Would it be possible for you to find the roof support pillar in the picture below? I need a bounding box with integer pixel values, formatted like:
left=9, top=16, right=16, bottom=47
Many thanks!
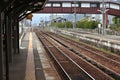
left=16, top=18, right=19, bottom=54
left=4, top=14, right=10, bottom=80
left=0, top=11, right=3, bottom=80
left=13, top=17, right=19, bottom=54
left=7, top=14, right=13, bottom=63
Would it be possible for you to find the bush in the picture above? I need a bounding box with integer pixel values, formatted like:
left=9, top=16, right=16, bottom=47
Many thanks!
left=112, top=17, right=120, bottom=24
left=66, top=21, right=73, bottom=28
left=57, top=22, right=65, bottom=28
left=52, top=21, right=73, bottom=28
left=51, top=19, right=99, bottom=29
left=76, top=19, right=99, bottom=29
left=109, top=24, right=120, bottom=32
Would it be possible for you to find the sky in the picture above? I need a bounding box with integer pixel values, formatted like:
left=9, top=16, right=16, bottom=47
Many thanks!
left=31, top=14, right=51, bottom=26
left=31, top=13, right=68, bottom=26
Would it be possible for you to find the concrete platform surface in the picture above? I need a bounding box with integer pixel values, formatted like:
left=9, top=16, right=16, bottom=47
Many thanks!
left=9, top=32, right=61, bottom=80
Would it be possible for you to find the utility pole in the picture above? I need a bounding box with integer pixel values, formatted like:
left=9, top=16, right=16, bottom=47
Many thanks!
left=73, top=0, right=77, bottom=30
left=98, top=0, right=108, bottom=35
left=102, top=0, right=106, bottom=35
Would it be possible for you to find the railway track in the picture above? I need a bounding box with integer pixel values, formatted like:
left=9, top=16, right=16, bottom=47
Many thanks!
left=36, top=31, right=114, bottom=80
left=37, top=32, right=94, bottom=80
left=40, top=30, right=120, bottom=79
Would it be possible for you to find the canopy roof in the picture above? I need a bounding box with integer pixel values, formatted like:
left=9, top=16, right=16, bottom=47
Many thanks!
left=0, top=0, right=48, bottom=20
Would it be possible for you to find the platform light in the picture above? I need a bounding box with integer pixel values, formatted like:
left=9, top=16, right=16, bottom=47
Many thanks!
left=26, top=13, right=33, bottom=21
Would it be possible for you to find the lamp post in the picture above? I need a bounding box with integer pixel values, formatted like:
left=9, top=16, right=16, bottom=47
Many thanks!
left=102, top=0, right=106, bottom=35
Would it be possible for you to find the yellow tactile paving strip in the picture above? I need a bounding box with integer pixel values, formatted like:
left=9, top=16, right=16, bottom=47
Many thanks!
left=25, top=32, right=36, bottom=80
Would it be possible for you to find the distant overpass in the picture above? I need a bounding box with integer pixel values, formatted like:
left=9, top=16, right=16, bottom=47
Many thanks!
left=36, top=0, right=120, bottom=17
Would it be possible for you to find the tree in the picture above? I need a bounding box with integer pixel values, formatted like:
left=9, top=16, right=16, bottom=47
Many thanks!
left=112, top=17, right=120, bottom=24
left=76, top=19, right=99, bottom=29
left=66, top=21, right=72, bottom=28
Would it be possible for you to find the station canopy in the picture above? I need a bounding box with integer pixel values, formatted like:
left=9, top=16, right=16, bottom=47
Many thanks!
left=0, top=0, right=48, bottom=20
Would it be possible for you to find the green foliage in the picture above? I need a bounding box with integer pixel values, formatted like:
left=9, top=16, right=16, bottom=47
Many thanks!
left=110, top=17, right=120, bottom=32
left=52, top=21, right=73, bottom=28
left=51, top=19, right=99, bottom=29
left=66, top=21, right=73, bottom=28
left=109, top=24, right=120, bottom=32
left=76, top=19, right=99, bottom=29
left=57, top=22, right=65, bottom=28
left=51, top=22, right=56, bottom=27
left=112, top=17, right=120, bottom=24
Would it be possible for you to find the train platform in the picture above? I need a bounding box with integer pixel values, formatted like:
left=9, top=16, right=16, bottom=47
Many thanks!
left=9, top=32, right=61, bottom=80
left=57, top=29, right=120, bottom=54
left=59, top=29, right=120, bottom=44
left=78, top=32, right=120, bottom=43
left=61, top=30, right=120, bottom=43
